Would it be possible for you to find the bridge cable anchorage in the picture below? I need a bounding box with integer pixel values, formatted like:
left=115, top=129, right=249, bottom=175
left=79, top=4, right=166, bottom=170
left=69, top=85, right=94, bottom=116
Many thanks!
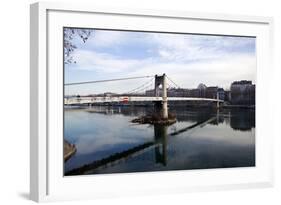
left=65, top=75, right=154, bottom=86
left=166, top=75, right=181, bottom=89
left=124, top=77, right=154, bottom=95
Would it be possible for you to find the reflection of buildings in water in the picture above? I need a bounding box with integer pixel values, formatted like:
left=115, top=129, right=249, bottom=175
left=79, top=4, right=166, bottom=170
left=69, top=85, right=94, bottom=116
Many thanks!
left=65, top=107, right=256, bottom=175
left=229, top=109, right=255, bottom=131
left=87, top=105, right=152, bottom=116
left=87, top=106, right=255, bottom=131
left=171, top=107, right=255, bottom=131
left=212, top=109, right=255, bottom=131
left=170, top=108, right=214, bottom=123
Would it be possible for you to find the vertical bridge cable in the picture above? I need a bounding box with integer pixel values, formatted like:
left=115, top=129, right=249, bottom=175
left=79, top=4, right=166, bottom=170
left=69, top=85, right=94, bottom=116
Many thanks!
left=166, top=82, right=173, bottom=89
left=135, top=81, right=154, bottom=94
left=124, top=77, right=154, bottom=95
left=166, top=75, right=181, bottom=89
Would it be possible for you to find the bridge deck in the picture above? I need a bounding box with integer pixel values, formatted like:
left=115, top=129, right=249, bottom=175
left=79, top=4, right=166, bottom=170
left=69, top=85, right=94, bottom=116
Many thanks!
left=64, top=96, right=224, bottom=105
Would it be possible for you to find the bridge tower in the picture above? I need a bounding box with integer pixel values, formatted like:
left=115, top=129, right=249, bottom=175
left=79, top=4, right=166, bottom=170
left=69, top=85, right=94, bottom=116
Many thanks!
left=154, top=74, right=168, bottom=119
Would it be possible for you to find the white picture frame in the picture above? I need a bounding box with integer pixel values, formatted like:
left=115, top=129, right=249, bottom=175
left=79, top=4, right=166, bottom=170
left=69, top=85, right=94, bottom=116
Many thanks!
left=30, top=2, right=274, bottom=202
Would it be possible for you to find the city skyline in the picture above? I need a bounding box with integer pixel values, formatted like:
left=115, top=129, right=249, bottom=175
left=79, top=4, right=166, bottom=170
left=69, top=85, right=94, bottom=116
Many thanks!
left=64, top=28, right=256, bottom=95
left=65, top=79, right=255, bottom=96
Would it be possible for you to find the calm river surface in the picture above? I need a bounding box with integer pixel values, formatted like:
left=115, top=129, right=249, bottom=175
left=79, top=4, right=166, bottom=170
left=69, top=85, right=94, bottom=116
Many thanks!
left=64, top=106, right=255, bottom=175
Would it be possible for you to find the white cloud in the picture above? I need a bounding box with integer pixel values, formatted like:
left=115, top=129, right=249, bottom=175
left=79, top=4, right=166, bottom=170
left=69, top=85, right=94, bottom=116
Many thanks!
left=72, top=50, right=147, bottom=73
left=148, top=33, right=254, bottom=62
left=86, top=30, right=125, bottom=48
left=66, top=52, right=255, bottom=95
left=66, top=30, right=256, bottom=95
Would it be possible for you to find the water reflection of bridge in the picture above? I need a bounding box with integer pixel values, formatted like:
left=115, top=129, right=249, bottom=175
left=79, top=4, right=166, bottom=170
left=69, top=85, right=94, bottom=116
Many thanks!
left=65, top=107, right=255, bottom=175
left=69, top=106, right=255, bottom=130
left=65, top=114, right=219, bottom=175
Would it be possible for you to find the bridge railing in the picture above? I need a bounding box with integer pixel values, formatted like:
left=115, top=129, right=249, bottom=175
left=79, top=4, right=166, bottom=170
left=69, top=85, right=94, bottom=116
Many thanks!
left=64, top=96, right=224, bottom=105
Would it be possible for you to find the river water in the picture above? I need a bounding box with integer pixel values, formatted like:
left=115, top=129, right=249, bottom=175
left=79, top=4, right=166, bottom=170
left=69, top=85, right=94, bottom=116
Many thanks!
left=64, top=106, right=255, bottom=175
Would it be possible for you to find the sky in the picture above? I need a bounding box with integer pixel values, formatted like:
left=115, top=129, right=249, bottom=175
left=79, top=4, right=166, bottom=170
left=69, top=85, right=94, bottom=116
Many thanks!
left=64, top=28, right=256, bottom=96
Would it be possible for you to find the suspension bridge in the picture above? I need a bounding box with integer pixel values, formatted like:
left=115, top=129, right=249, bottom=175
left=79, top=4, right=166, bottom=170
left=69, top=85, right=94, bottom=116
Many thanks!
left=64, top=74, right=224, bottom=119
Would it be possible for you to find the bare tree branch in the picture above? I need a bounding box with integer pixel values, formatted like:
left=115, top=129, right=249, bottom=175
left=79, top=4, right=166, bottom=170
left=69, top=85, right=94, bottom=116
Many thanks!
left=64, top=28, right=92, bottom=64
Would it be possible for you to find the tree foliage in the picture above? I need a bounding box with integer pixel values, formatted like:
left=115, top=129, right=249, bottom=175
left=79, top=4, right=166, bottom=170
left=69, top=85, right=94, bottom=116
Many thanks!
left=64, top=28, right=92, bottom=64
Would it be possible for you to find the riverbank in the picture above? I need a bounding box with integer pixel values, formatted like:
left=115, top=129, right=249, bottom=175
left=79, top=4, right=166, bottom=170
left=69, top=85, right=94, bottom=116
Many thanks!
left=64, top=139, right=76, bottom=161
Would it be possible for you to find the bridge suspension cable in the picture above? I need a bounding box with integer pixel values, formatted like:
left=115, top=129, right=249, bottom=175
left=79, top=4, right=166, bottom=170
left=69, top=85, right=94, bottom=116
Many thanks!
left=166, top=75, right=181, bottom=88
left=124, top=77, right=154, bottom=94
left=65, top=75, right=154, bottom=86
left=166, top=82, right=173, bottom=89
left=134, top=81, right=154, bottom=94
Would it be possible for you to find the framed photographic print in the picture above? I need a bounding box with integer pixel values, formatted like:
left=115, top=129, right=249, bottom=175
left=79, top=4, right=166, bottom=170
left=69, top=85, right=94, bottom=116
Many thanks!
left=30, top=2, right=274, bottom=202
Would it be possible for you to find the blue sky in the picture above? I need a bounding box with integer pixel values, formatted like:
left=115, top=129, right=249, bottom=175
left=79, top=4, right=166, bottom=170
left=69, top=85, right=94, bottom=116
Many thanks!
left=64, top=28, right=256, bottom=95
